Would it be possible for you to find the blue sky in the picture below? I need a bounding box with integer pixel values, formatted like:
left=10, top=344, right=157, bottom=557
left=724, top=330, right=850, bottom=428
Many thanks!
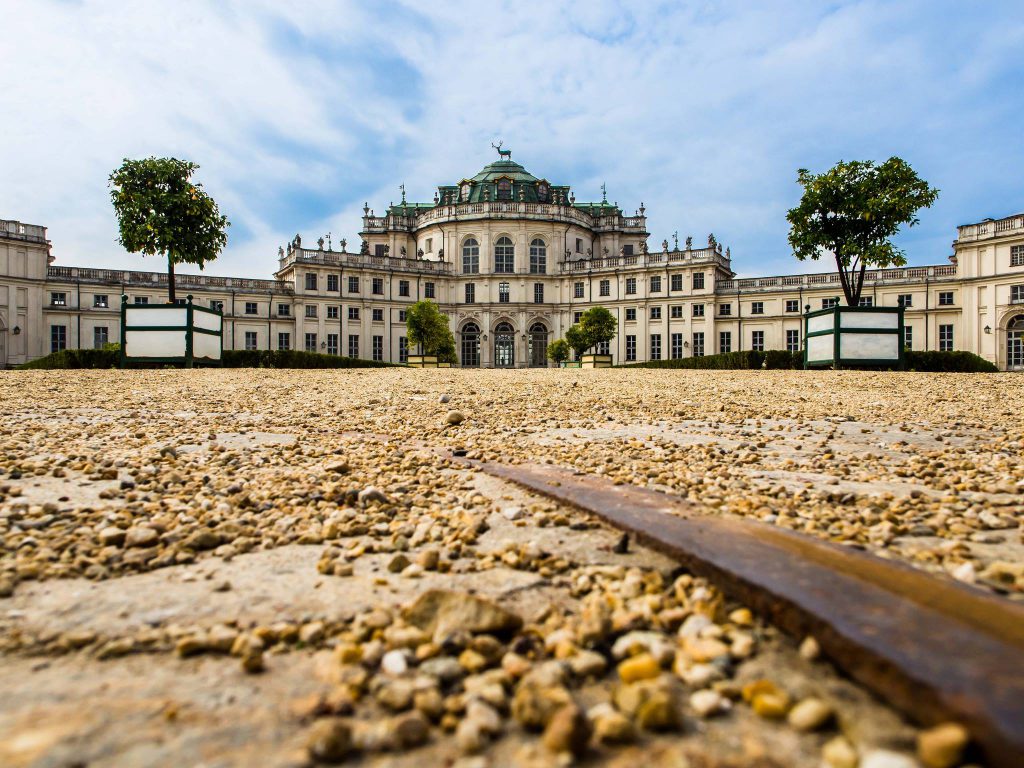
left=2, top=0, right=1023, bottom=278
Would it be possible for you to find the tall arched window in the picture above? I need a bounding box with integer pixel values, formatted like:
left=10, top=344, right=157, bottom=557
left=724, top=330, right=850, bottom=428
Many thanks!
left=494, top=237, right=514, bottom=274
left=460, top=322, right=480, bottom=367
left=529, top=238, right=546, bottom=274
left=529, top=321, right=548, bottom=367
left=462, top=238, right=479, bottom=274
left=494, top=321, right=515, bottom=367
left=1008, top=314, right=1024, bottom=369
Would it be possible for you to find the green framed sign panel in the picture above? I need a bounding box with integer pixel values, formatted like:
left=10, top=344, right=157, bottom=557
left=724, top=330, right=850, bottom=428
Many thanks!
left=120, top=294, right=223, bottom=368
left=803, top=303, right=905, bottom=369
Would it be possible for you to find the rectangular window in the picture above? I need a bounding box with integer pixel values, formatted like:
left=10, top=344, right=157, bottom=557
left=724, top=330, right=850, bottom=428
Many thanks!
left=399, top=336, right=408, bottom=363
left=719, top=331, right=732, bottom=354
left=277, top=303, right=290, bottom=316
left=898, top=294, right=913, bottom=307
left=625, top=278, right=637, bottom=295
left=327, top=305, right=339, bottom=319
left=424, top=282, right=435, bottom=299
left=693, top=273, right=705, bottom=290
left=50, top=325, right=67, bottom=353
left=399, top=310, right=407, bottom=322
left=278, top=332, right=291, bottom=351
left=718, top=303, right=732, bottom=316
left=374, top=244, right=386, bottom=257
left=93, top=294, right=108, bottom=308
left=599, top=279, right=610, bottom=297
left=574, top=282, right=584, bottom=299
left=465, top=283, right=476, bottom=304
left=327, top=274, right=339, bottom=292
left=692, top=303, right=705, bottom=318
left=573, top=311, right=583, bottom=324
left=939, top=324, right=954, bottom=352
left=463, top=242, right=479, bottom=274
left=822, top=298, right=839, bottom=309
left=859, top=296, right=874, bottom=307
left=529, top=240, right=546, bottom=274
left=134, top=296, right=149, bottom=305
left=348, top=334, right=359, bottom=358
left=670, top=305, right=683, bottom=319
left=751, top=301, right=764, bottom=315
left=625, top=308, right=637, bottom=322
left=244, top=331, right=258, bottom=351
left=650, top=306, right=662, bottom=320
left=534, top=283, right=544, bottom=304
left=210, top=300, right=224, bottom=312
left=786, top=329, right=800, bottom=352
left=623, top=244, right=634, bottom=256
left=692, top=332, right=705, bottom=357
left=650, top=275, right=662, bottom=292
left=399, top=280, right=410, bottom=297
left=625, top=335, right=637, bottom=362
left=372, top=278, right=384, bottom=295
left=670, top=274, right=683, bottom=292
left=903, top=325, right=912, bottom=350
left=173, top=298, right=187, bottom=306
left=1012, top=245, right=1024, bottom=267
left=938, top=291, right=954, bottom=306
left=348, top=307, right=360, bottom=321
left=305, top=333, right=317, bottom=352
left=751, top=330, right=765, bottom=352
left=372, top=308, right=384, bottom=322
left=305, top=273, right=317, bottom=291
left=1011, top=285, right=1024, bottom=303
left=425, top=238, right=432, bottom=253
left=305, top=305, right=317, bottom=318
left=650, top=334, right=662, bottom=360
left=494, top=242, right=514, bottom=273
left=327, top=333, right=339, bottom=355
left=348, top=276, right=359, bottom=293
left=499, top=282, right=510, bottom=303
left=575, top=238, right=582, bottom=253
left=93, top=326, right=108, bottom=349
left=245, top=302, right=258, bottom=315
left=785, top=299, right=799, bottom=313
left=50, top=292, right=67, bottom=306
left=670, top=333, right=683, bottom=359
left=372, top=335, right=384, bottom=361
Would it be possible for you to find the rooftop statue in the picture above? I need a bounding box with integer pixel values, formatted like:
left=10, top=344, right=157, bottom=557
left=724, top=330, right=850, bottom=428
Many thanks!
left=491, top=141, right=512, bottom=160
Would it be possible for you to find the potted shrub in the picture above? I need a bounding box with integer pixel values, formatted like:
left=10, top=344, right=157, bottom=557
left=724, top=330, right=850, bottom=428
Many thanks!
left=547, top=338, right=570, bottom=368
left=578, top=306, right=616, bottom=368
left=406, top=300, right=452, bottom=367
left=563, top=325, right=587, bottom=368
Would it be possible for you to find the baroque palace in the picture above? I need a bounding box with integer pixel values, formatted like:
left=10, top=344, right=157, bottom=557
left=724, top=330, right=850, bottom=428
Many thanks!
left=2, top=152, right=1024, bottom=370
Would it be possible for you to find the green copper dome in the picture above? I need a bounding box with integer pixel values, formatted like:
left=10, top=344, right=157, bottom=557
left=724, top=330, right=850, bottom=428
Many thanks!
left=468, top=159, right=540, bottom=184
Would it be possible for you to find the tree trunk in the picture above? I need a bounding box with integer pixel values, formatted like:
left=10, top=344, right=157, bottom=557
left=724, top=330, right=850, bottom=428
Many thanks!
left=835, top=258, right=854, bottom=306
left=851, top=262, right=867, bottom=306
left=167, top=252, right=176, bottom=304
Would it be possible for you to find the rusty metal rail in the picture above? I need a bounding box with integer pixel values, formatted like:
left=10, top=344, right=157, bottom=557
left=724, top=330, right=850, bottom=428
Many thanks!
left=449, top=455, right=1024, bottom=768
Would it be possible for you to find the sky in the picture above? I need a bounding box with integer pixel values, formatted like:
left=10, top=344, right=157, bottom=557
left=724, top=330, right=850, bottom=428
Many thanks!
left=2, top=0, right=1023, bottom=279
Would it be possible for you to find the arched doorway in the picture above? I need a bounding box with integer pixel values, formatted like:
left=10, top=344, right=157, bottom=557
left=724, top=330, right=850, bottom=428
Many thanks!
left=1008, top=315, right=1024, bottom=370
left=460, top=322, right=480, bottom=367
left=0, top=316, right=6, bottom=369
left=529, top=322, right=548, bottom=367
left=494, top=321, right=515, bottom=368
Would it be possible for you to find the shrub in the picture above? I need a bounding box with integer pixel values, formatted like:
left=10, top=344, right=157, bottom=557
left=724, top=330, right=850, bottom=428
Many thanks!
left=620, top=350, right=802, bottom=370
left=221, top=350, right=395, bottom=369
left=904, top=350, right=997, bottom=373
left=547, top=339, right=570, bottom=365
left=18, top=348, right=119, bottom=369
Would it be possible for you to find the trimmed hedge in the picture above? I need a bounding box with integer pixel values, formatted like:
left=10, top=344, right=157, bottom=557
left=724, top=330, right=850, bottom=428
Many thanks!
left=620, top=348, right=997, bottom=372
left=221, top=349, right=396, bottom=369
left=18, top=348, right=119, bottom=369
left=904, top=350, right=998, bottom=373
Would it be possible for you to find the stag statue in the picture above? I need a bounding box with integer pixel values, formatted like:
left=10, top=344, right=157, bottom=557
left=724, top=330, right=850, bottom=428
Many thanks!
left=491, top=141, right=512, bottom=160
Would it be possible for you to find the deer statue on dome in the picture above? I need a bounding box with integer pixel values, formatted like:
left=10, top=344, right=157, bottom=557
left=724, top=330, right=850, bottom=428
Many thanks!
left=491, top=141, right=512, bottom=160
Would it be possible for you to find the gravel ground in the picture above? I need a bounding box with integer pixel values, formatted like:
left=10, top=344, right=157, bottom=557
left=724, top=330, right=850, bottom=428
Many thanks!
left=1, top=368, right=1017, bottom=768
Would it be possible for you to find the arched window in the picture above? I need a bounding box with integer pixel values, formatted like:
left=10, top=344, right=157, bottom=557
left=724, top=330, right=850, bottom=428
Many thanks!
left=1008, top=314, right=1024, bottom=369
left=494, top=321, right=515, bottom=368
left=529, top=238, right=546, bottom=274
left=462, top=238, right=479, bottom=274
left=497, top=179, right=512, bottom=201
left=494, top=236, right=514, bottom=274
left=460, top=322, right=480, bottom=367
left=529, top=322, right=548, bottom=368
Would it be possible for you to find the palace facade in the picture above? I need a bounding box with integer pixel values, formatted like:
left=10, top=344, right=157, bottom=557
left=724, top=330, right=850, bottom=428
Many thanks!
left=2, top=154, right=1023, bottom=369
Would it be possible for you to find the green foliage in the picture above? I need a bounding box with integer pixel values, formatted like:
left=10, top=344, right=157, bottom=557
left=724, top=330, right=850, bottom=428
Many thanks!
left=564, top=324, right=589, bottom=357
left=621, top=350, right=802, bottom=370
left=109, top=157, right=229, bottom=302
left=578, top=306, right=617, bottom=348
left=406, top=300, right=454, bottom=359
left=547, top=338, right=570, bottom=364
left=221, top=350, right=395, bottom=369
left=18, top=349, right=118, bottom=369
left=904, top=350, right=997, bottom=373
left=787, top=158, right=939, bottom=305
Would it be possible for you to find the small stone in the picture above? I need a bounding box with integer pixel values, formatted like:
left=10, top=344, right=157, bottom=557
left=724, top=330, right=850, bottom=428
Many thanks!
left=861, top=749, right=918, bottom=768
left=617, top=653, right=661, bottom=683
left=787, top=697, right=833, bottom=731
left=567, top=650, right=607, bottom=679
left=799, top=635, right=821, bottom=661
left=589, top=704, right=635, bottom=745
left=403, top=590, right=522, bottom=637
left=822, top=736, right=859, bottom=768
left=299, top=621, right=325, bottom=645
left=358, top=486, right=390, bottom=506
left=125, top=526, right=159, bottom=548
left=99, top=526, right=126, bottom=546
left=416, top=549, right=440, bottom=570
left=306, top=718, right=354, bottom=763
left=917, top=722, right=969, bottom=768
left=511, top=680, right=573, bottom=731
left=183, top=530, right=220, bottom=551
left=391, top=711, right=431, bottom=749
left=689, top=689, right=727, bottom=718
left=388, top=553, right=411, bottom=573
left=502, top=506, right=525, bottom=521
left=175, top=635, right=207, bottom=657
left=381, top=649, right=409, bottom=676
left=728, top=607, right=753, bottom=626
left=542, top=703, right=591, bottom=758
left=446, top=411, right=466, bottom=426
left=439, top=394, right=451, bottom=403
left=241, top=649, right=265, bottom=673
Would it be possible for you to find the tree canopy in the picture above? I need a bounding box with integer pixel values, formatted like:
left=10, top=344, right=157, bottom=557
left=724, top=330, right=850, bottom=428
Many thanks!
left=406, top=300, right=455, bottom=362
left=579, top=306, right=617, bottom=348
left=109, top=157, right=229, bottom=303
left=786, top=157, right=938, bottom=306
left=565, top=324, right=589, bottom=358
left=546, top=338, right=570, bottom=365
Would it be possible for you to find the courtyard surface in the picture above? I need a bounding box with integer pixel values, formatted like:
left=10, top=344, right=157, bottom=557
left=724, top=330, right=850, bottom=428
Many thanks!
left=0, top=369, right=1021, bottom=767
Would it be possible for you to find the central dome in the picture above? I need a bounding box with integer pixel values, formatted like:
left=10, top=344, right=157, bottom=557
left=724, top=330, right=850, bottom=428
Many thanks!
left=469, top=159, right=540, bottom=184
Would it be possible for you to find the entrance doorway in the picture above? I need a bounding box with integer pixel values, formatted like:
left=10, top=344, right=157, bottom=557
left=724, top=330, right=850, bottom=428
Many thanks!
left=460, top=323, right=480, bottom=367
left=494, top=321, right=515, bottom=368
left=1008, top=315, right=1024, bottom=370
left=529, top=322, right=548, bottom=367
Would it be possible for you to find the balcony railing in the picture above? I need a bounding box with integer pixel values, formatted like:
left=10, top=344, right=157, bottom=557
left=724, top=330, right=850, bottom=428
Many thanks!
left=716, top=264, right=959, bottom=293
left=957, top=214, right=1024, bottom=242
left=557, top=247, right=728, bottom=273
left=1, top=219, right=47, bottom=243
left=47, top=266, right=291, bottom=293
left=364, top=201, right=647, bottom=232
left=280, top=248, right=454, bottom=274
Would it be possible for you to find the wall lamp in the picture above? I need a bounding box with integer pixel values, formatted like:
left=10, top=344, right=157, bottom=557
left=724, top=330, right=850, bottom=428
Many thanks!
left=12, top=326, right=20, bottom=335
left=984, top=325, right=992, bottom=334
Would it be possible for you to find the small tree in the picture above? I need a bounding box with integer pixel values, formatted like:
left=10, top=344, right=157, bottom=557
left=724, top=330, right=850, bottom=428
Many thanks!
left=787, top=157, right=938, bottom=306
left=547, top=338, right=570, bottom=366
left=109, top=157, right=229, bottom=304
left=579, top=306, right=617, bottom=353
left=406, top=300, right=453, bottom=359
left=565, top=324, right=589, bottom=360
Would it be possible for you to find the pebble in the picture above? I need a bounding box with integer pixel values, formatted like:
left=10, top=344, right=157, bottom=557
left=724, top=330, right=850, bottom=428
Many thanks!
left=689, top=689, right=728, bottom=718
left=306, top=718, right=354, bottom=763
left=124, top=526, right=159, bottom=548
left=823, top=736, right=859, bottom=768
left=917, top=722, right=969, bottom=768
left=446, top=411, right=466, bottom=425
left=381, top=649, right=409, bottom=676
left=542, top=703, right=591, bottom=757
left=787, top=697, right=833, bottom=731
left=617, top=653, right=661, bottom=683
left=403, top=589, right=522, bottom=637
left=589, top=703, right=635, bottom=744
left=861, top=749, right=919, bottom=768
